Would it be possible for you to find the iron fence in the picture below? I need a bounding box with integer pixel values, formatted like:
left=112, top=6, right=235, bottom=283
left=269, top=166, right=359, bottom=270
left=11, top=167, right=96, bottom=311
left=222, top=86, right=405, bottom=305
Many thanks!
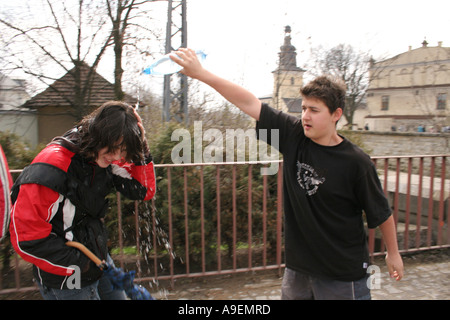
left=1, top=155, right=449, bottom=295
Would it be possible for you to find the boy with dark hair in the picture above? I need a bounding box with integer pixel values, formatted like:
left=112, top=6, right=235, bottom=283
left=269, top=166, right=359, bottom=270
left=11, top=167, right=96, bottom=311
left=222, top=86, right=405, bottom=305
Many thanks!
left=10, top=101, right=156, bottom=300
left=171, top=48, right=403, bottom=300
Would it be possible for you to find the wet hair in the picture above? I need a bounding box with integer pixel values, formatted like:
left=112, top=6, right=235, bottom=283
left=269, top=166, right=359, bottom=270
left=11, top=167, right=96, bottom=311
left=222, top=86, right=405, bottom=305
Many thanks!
left=77, top=101, right=144, bottom=163
left=300, top=75, right=347, bottom=114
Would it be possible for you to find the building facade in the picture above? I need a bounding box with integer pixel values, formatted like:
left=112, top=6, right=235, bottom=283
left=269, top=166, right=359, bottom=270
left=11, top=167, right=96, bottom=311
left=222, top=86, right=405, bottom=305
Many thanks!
left=0, top=74, right=37, bottom=147
left=364, top=40, right=450, bottom=132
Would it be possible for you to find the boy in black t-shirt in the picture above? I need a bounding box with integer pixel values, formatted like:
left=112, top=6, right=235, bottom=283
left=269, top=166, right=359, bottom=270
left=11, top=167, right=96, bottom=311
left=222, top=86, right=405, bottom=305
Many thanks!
left=171, top=48, right=404, bottom=300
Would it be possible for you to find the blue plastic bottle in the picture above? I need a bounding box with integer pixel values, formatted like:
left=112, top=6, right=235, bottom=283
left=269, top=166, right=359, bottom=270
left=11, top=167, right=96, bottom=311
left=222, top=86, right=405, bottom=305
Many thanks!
left=143, top=50, right=206, bottom=76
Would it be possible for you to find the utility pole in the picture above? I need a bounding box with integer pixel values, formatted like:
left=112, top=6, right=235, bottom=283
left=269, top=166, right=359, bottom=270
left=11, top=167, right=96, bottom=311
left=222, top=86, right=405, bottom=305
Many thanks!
left=163, top=0, right=188, bottom=124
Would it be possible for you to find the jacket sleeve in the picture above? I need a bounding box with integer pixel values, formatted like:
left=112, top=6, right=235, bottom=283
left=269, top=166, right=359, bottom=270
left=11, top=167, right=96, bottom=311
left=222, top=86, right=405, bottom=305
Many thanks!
left=1, top=145, right=13, bottom=240
left=111, top=154, right=156, bottom=201
left=9, top=183, right=90, bottom=276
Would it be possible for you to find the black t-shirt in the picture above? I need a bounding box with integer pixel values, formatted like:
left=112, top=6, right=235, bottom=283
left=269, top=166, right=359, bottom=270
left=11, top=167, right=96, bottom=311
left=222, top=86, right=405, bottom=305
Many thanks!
left=256, top=103, right=391, bottom=281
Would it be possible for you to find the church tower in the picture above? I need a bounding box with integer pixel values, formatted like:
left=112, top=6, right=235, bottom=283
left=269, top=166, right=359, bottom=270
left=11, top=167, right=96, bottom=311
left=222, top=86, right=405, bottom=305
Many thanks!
left=272, top=26, right=305, bottom=114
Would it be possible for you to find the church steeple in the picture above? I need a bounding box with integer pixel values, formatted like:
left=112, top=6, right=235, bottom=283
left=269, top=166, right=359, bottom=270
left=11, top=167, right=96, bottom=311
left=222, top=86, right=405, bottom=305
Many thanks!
left=277, top=26, right=301, bottom=71
left=272, top=26, right=305, bottom=114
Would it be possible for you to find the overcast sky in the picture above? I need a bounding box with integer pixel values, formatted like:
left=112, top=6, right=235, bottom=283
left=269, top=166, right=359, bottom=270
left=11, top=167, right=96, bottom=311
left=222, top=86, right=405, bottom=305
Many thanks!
left=180, top=0, right=450, bottom=97
left=2, top=0, right=449, bottom=100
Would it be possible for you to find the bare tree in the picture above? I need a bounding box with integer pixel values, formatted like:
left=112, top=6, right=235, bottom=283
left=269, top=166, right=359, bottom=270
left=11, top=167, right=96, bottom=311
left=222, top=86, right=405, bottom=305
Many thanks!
left=0, top=0, right=113, bottom=119
left=105, top=0, right=161, bottom=101
left=308, top=44, right=371, bottom=128
left=0, top=0, right=160, bottom=118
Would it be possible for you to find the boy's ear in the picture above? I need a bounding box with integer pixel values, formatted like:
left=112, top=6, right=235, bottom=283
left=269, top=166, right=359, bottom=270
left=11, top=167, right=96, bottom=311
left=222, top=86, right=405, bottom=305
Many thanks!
left=333, top=108, right=343, bottom=122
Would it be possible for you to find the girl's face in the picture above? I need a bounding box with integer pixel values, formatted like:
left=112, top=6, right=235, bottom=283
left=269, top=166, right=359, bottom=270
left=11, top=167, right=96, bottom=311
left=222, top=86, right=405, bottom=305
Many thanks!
left=95, top=143, right=127, bottom=168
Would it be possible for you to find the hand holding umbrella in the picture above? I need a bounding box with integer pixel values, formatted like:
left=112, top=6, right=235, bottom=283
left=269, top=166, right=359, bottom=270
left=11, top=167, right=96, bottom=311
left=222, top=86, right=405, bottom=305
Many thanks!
left=66, top=241, right=154, bottom=300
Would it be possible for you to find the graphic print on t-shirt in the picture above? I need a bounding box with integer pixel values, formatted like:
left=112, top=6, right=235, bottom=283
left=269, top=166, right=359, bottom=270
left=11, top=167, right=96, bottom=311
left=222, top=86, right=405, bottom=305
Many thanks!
left=296, top=161, right=325, bottom=196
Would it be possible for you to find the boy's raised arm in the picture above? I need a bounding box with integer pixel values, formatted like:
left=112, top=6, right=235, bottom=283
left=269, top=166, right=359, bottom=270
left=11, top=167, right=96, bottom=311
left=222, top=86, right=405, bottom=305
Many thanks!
left=170, top=48, right=262, bottom=121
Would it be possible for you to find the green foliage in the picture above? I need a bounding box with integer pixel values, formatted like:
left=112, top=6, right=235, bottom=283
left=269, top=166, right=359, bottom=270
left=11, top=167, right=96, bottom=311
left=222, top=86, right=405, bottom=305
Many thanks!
left=109, top=114, right=281, bottom=273
left=145, top=159, right=279, bottom=272
left=0, top=131, right=44, bottom=171
left=338, top=129, right=373, bottom=155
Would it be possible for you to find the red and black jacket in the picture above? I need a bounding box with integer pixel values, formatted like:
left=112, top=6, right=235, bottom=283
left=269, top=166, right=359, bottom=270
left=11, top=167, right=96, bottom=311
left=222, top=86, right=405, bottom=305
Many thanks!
left=9, top=131, right=156, bottom=289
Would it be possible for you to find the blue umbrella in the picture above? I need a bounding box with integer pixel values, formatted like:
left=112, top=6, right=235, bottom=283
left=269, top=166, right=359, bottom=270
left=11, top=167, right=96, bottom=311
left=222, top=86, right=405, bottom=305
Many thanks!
left=103, top=265, right=154, bottom=300
left=66, top=241, right=154, bottom=300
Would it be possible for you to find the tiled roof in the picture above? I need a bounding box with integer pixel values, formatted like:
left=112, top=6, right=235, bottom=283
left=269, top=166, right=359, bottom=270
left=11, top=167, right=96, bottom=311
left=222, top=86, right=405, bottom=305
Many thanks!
left=22, top=61, right=139, bottom=109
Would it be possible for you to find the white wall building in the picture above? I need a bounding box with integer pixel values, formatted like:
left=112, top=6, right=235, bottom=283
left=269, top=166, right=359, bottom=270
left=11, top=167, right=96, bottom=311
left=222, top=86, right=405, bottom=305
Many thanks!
left=0, top=73, right=37, bottom=147
left=363, top=40, right=450, bottom=132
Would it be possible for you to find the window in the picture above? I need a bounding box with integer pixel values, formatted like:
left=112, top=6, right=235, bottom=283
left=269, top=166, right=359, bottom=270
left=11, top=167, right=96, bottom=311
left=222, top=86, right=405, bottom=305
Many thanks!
left=437, top=93, right=447, bottom=110
left=381, top=95, right=389, bottom=110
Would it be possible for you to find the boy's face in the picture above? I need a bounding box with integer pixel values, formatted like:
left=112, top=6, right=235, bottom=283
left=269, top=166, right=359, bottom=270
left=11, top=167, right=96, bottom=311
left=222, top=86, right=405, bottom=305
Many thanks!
left=301, top=96, right=342, bottom=145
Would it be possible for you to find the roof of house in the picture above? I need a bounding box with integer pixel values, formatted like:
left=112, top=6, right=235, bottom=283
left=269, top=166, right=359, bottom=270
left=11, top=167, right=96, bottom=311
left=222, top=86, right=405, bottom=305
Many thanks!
left=22, top=61, right=140, bottom=109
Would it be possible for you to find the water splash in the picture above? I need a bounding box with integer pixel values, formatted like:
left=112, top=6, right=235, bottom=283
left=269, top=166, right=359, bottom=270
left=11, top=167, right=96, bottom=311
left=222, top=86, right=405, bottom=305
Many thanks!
left=135, top=198, right=180, bottom=299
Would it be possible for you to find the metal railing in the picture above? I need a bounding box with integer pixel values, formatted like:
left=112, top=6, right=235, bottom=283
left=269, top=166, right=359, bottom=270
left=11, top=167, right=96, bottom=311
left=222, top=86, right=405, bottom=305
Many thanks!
left=1, top=155, right=449, bottom=295
left=119, top=161, right=285, bottom=287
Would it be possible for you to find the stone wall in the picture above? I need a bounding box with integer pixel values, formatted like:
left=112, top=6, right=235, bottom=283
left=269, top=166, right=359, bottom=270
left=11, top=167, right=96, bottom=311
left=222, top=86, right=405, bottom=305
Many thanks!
left=349, top=131, right=450, bottom=157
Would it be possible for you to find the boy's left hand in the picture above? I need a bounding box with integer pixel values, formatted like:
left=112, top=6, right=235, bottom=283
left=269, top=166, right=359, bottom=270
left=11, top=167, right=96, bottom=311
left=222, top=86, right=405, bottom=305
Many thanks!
left=385, top=252, right=404, bottom=281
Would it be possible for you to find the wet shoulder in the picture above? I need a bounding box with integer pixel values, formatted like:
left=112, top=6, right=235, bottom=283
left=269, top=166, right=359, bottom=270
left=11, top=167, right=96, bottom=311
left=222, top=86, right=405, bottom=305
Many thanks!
left=32, top=144, right=75, bottom=172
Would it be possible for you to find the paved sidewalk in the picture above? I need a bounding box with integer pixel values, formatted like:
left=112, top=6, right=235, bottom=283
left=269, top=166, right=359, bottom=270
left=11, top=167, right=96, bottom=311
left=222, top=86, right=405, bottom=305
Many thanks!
left=152, top=249, right=450, bottom=300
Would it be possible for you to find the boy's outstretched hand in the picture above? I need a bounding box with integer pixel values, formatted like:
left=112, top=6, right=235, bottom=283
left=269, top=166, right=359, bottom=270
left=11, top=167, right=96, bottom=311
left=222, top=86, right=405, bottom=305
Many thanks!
left=169, top=48, right=205, bottom=79
left=169, top=47, right=262, bottom=120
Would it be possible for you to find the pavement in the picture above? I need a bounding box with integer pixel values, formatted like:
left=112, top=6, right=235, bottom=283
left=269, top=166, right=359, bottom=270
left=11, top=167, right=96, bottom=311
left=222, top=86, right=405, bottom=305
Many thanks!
left=150, top=248, right=450, bottom=300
